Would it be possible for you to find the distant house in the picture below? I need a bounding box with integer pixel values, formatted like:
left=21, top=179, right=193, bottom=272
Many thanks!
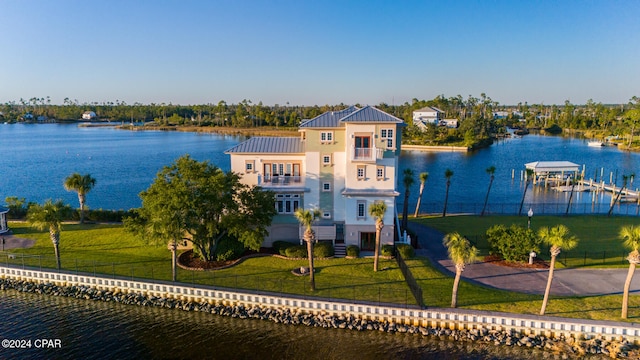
left=82, top=111, right=97, bottom=120
left=412, top=106, right=445, bottom=130
left=37, top=115, right=47, bottom=122
left=493, top=111, right=509, bottom=119
left=22, top=113, right=34, bottom=121
left=442, top=119, right=458, bottom=128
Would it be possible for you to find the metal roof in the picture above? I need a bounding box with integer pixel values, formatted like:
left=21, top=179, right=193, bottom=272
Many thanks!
left=525, top=161, right=580, bottom=172
left=341, top=188, right=400, bottom=197
left=299, top=106, right=359, bottom=128
left=340, top=106, right=405, bottom=124
left=414, top=106, right=444, bottom=113
left=225, top=137, right=304, bottom=154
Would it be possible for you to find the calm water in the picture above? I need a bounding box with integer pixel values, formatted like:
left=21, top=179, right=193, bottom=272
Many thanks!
left=2, top=123, right=639, bottom=214
left=0, top=290, right=570, bottom=360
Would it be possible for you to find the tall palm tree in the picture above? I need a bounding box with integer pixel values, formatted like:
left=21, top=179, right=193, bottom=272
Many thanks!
left=443, top=232, right=479, bottom=308
left=608, top=174, right=629, bottom=217
left=401, top=169, right=414, bottom=231
left=369, top=201, right=387, bottom=272
left=414, top=172, right=428, bottom=217
left=481, top=166, right=496, bottom=216
left=64, top=173, right=96, bottom=224
left=27, top=200, right=71, bottom=270
left=442, top=169, right=454, bottom=217
left=619, top=225, right=640, bottom=319
left=538, top=225, right=579, bottom=315
left=294, top=208, right=320, bottom=291
left=518, top=169, right=535, bottom=216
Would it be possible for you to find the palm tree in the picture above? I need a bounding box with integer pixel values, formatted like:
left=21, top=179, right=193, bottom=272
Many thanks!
left=538, top=225, right=579, bottom=315
left=27, top=200, right=71, bottom=270
left=518, top=169, right=535, bottom=216
left=443, top=232, right=479, bottom=308
left=369, top=201, right=387, bottom=272
left=619, top=225, right=640, bottom=319
left=442, top=169, right=454, bottom=217
left=64, top=173, right=96, bottom=224
left=294, top=208, right=320, bottom=291
left=608, top=174, right=630, bottom=217
left=401, top=169, right=414, bottom=231
left=414, top=172, right=429, bottom=217
left=480, top=166, right=496, bottom=216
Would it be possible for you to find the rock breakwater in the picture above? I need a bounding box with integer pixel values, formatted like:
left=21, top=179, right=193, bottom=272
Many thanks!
left=1, top=278, right=637, bottom=359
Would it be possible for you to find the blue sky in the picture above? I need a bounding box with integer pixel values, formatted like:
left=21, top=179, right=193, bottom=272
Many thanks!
left=1, top=0, right=638, bottom=106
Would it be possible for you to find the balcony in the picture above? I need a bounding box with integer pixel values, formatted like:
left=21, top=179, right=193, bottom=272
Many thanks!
left=350, top=146, right=382, bottom=162
left=259, top=175, right=303, bottom=187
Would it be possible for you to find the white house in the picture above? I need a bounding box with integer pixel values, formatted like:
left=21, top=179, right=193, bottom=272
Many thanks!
left=225, top=106, right=405, bottom=255
left=82, top=111, right=97, bottom=120
left=412, top=106, right=444, bottom=130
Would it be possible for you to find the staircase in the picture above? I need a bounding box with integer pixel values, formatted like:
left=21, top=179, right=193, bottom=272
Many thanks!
left=334, top=243, right=346, bottom=257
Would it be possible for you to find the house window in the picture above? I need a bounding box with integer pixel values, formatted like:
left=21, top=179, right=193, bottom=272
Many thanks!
left=357, top=201, right=366, bottom=219
left=376, top=166, right=385, bottom=180
left=357, top=165, right=366, bottom=180
left=381, top=128, right=394, bottom=149
left=275, top=194, right=300, bottom=214
left=322, top=154, right=332, bottom=166
left=320, top=131, right=333, bottom=143
left=322, top=182, right=331, bottom=192
left=245, top=160, right=254, bottom=172
left=322, top=211, right=331, bottom=219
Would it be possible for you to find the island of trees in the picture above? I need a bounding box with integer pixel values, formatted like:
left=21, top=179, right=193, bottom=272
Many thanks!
left=1, top=95, right=639, bottom=149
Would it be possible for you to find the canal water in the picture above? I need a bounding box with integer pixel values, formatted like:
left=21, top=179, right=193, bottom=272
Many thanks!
left=1, top=123, right=639, bottom=214
left=0, top=289, right=596, bottom=360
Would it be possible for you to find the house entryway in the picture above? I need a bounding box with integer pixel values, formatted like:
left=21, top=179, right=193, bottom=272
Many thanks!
left=360, top=232, right=376, bottom=251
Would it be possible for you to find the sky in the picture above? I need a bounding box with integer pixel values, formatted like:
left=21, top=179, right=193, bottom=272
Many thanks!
left=1, top=0, right=639, bottom=106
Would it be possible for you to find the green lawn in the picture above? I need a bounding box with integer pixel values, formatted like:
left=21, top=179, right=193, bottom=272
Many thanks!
left=415, top=215, right=640, bottom=267
left=4, top=221, right=639, bottom=322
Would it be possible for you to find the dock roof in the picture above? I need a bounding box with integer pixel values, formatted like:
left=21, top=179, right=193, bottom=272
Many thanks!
left=525, top=161, right=580, bottom=173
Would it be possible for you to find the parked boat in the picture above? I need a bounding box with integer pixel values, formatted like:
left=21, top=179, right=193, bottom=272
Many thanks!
left=588, top=141, right=605, bottom=147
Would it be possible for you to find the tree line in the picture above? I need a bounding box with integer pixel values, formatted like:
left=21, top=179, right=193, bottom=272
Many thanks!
left=2, top=94, right=639, bottom=148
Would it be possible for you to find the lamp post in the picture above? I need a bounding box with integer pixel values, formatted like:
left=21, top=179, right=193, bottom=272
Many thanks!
left=527, top=208, right=534, bottom=229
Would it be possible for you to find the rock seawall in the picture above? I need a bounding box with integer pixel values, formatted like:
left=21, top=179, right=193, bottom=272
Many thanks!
left=1, top=278, right=637, bottom=359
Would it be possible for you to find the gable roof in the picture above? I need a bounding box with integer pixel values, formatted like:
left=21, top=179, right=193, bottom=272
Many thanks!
left=224, top=137, right=304, bottom=154
left=299, top=106, right=359, bottom=128
left=340, top=106, right=404, bottom=124
left=414, top=106, right=444, bottom=113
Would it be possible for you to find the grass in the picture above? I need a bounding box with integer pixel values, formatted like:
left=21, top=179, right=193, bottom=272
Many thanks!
left=415, top=215, right=639, bottom=268
left=4, top=220, right=639, bottom=322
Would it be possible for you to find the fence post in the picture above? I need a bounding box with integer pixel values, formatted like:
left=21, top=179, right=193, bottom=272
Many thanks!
left=113, top=263, right=115, bottom=279
left=603, top=251, right=606, bottom=265
left=584, top=251, right=587, bottom=266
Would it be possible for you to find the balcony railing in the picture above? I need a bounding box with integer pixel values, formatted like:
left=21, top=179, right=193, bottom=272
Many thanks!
left=351, top=146, right=382, bottom=161
left=259, top=175, right=303, bottom=186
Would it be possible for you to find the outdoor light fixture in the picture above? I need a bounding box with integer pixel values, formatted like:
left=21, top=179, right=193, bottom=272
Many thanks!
left=527, top=208, right=534, bottom=229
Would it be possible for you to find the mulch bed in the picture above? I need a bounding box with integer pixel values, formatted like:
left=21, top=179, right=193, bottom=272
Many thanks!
left=483, top=255, right=549, bottom=269
left=178, top=248, right=275, bottom=270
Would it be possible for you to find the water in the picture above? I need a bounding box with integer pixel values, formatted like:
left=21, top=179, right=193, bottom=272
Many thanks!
left=2, top=123, right=639, bottom=214
left=0, top=290, right=563, bottom=360
left=1, top=124, right=240, bottom=210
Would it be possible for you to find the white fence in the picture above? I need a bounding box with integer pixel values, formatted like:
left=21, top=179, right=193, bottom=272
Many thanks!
left=1, top=265, right=638, bottom=344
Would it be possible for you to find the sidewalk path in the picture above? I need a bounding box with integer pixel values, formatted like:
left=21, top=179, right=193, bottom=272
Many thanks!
left=408, top=222, right=640, bottom=296
left=1, top=234, right=35, bottom=251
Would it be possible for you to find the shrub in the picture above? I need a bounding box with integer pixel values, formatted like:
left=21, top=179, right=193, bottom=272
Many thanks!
left=215, top=237, right=246, bottom=261
left=486, top=224, right=541, bottom=262
left=396, top=244, right=415, bottom=259
left=314, top=242, right=334, bottom=258
left=273, top=240, right=296, bottom=256
left=381, top=244, right=394, bottom=257
left=285, top=245, right=307, bottom=258
left=346, top=245, right=360, bottom=258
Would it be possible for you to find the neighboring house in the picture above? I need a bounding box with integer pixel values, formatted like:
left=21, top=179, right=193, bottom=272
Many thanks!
left=225, top=106, right=405, bottom=254
left=22, top=113, right=34, bottom=121
left=442, top=119, right=459, bottom=128
left=493, top=111, right=509, bottom=119
left=82, top=111, right=97, bottom=120
left=412, top=106, right=445, bottom=130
